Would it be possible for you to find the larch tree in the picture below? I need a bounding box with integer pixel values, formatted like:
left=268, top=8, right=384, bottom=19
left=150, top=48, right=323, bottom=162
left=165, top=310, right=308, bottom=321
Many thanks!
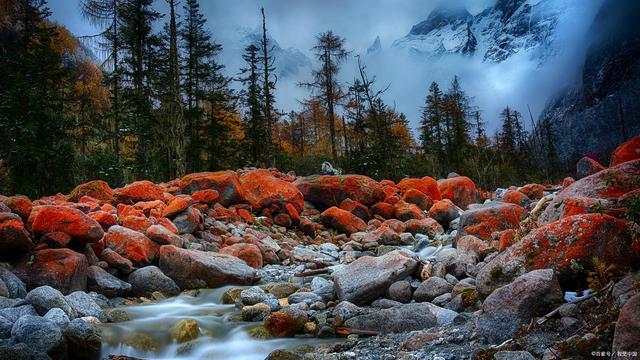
left=305, top=31, right=349, bottom=161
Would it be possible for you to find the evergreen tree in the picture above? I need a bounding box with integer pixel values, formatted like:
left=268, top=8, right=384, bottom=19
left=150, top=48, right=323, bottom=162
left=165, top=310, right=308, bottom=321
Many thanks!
left=419, top=81, right=444, bottom=160
left=180, top=0, right=224, bottom=172
left=260, top=7, right=277, bottom=166
left=0, top=0, right=75, bottom=196
left=239, top=44, right=266, bottom=165
left=118, top=0, right=161, bottom=178
left=499, top=106, right=516, bottom=152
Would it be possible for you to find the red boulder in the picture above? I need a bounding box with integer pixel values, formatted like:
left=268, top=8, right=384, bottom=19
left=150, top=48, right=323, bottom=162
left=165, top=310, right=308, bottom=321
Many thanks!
left=320, top=206, right=367, bottom=235
left=437, top=176, right=478, bottom=209
left=31, top=205, right=104, bottom=243
left=14, top=248, right=88, bottom=294
left=295, top=175, right=385, bottom=209
left=114, top=180, right=164, bottom=204
left=68, top=180, right=113, bottom=202
left=611, top=135, right=640, bottom=166
left=458, top=202, right=525, bottom=241
left=0, top=213, right=33, bottom=254
left=219, top=243, right=263, bottom=269
left=180, top=171, right=245, bottom=206
left=240, top=169, right=304, bottom=213
left=104, top=225, right=159, bottom=266
left=397, top=177, right=441, bottom=201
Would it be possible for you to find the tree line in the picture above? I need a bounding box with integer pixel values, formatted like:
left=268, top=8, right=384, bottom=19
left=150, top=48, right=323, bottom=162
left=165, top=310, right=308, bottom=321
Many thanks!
left=0, top=0, right=565, bottom=198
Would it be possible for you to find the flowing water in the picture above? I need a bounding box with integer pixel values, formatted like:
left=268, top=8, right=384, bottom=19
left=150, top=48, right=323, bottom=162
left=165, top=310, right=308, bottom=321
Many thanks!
left=100, top=287, right=335, bottom=360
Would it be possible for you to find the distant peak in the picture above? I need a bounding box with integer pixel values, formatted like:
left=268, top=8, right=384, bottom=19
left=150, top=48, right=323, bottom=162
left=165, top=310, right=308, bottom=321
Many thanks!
left=409, top=3, right=472, bottom=35
left=367, top=36, right=382, bottom=55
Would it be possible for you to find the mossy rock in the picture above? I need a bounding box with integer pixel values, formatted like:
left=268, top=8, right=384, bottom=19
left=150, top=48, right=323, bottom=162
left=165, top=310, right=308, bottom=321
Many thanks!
left=265, top=349, right=302, bottom=360
left=123, top=333, right=159, bottom=352
left=105, top=309, right=132, bottom=323
left=222, top=287, right=244, bottom=304
left=171, top=319, right=201, bottom=343
left=261, top=282, right=301, bottom=299
left=247, top=326, right=272, bottom=340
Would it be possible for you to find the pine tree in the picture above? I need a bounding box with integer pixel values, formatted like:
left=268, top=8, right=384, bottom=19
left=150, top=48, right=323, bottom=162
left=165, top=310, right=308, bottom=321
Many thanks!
left=80, top=0, right=124, bottom=166
left=239, top=44, right=266, bottom=165
left=260, top=8, right=277, bottom=166
left=420, top=81, right=444, bottom=159
left=0, top=0, right=75, bottom=196
left=499, top=106, right=516, bottom=152
left=180, top=0, right=224, bottom=172
left=118, top=0, right=161, bottom=178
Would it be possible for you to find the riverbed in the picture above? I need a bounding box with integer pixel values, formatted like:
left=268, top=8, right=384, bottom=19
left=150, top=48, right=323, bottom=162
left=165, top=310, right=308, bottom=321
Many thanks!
left=100, top=287, right=334, bottom=360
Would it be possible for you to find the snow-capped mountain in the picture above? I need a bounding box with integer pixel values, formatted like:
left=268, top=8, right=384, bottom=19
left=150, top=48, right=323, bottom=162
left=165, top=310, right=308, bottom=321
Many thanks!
left=233, top=28, right=312, bottom=80
left=392, top=0, right=575, bottom=64
left=367, top=36, right=382, bottom=56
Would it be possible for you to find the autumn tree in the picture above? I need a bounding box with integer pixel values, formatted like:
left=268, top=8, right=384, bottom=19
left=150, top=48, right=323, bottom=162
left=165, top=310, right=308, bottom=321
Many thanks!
left=304, top=31, right=349, bottom=161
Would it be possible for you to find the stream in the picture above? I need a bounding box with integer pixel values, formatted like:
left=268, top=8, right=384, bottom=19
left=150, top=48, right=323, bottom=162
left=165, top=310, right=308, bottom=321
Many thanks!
left=100, top=287, right=334, bottom=360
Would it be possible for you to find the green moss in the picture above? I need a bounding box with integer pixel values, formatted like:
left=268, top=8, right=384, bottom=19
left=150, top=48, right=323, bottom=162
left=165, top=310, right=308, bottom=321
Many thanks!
left=490, top=265, right=504, bottom=280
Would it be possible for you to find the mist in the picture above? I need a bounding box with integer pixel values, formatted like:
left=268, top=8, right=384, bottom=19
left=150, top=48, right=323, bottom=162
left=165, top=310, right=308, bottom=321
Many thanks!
left=48, top=0, right=605, bottom=134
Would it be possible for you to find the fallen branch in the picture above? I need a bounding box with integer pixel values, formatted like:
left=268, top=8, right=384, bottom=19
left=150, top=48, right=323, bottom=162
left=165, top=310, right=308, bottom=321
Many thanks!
left=536, top=282, right=613, bottom=326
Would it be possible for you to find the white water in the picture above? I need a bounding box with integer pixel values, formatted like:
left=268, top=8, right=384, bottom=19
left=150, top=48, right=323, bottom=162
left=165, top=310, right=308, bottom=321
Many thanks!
left=100, top=287, right=333, bottom=360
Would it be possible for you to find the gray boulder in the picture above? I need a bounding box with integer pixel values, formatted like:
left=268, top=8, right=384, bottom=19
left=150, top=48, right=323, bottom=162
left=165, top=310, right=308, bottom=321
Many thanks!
left=11, top=315, right=64, bottom=354
left=0, top=267, right=26, bottom=299
left=43, top=308, right=70, bottom=329
left=0, top=316, right=12, bottom=338
left=343, top=302, right=457, bottom=334
left=387, top=280, right=412, bottom=303
left=332, top=250, right=418, bottom=305
left=64, top=319, right=101, bottom=359
left=494, top=351, right=535, bottom=360
left=25, top=286, right=76, bottom=319
left=0, top=304, right=37, bottom=322
left=240, top=287, right=267, bottom=306
left=158, top=245, right=259, bottom=289
left=612, top=294, right=640, bottom=359
left=288, top=292, right=322, bottom=305
left=87, top=265, right=131, bottom=297
left=477, top=269, right=562, bottom=343
left=65, top=291, right=105, bottom=322
left=127, top=266, right=180, bottom=297
left=414, top=277, right=453, bottom=302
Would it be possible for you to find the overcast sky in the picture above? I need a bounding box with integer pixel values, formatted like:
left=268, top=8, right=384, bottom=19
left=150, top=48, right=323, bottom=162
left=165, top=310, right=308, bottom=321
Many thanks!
left=47, top=0, right=600, bottom=133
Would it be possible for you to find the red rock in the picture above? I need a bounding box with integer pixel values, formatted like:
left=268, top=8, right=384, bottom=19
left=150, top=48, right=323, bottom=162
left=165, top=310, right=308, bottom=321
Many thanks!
left=380, top=180, right=396, bottom=187
left=120, top=215, right=153, bottom=233
left=157, top=217, right=179, bottom=234
left=519, top=184, right=544, bottom=200
left=320, top=207, right=367, bottom=235
left=40, top=232, right=72, bottom=248
left=0, top=213, right=33, bottom=254
left=31, top=205, right=104, bottom=243
left=379, top=219, right=407, bottom=233
left=457, top=235, right=494, bottom=255
left=540, top=159, right=640, bottom=224
left=237, top=208, right=253, bottom=223
left=401, top=188, right=433, bottom=211
left=502, top=190, right=530, bottom=207
left=264, top=309, right=308, bottom=338
left=284, top=203, right=300, bottom=223
left=428, top=199, right=459, bottom=226
left=437, top=176, right=478, bottom=209
left=371, top=202, right=395, bottom=219
left=299, top=217, right=317, bottom=238
left=295, top=175, right=385, bottom=209
left=133, top=200, right=166, bottom=217
left=14, top=248, right=88, bottom=294
left=611, top=135, right=640, bottom=166
left=104, top=225, right=159, bottom=267
left=477, top=214, right=638, bottom=297
left=576, top=156, right=605, bottom=179
left=497, top=229, right=517, bottom=250
left=2, top=195, right=32, bottom=220
left=273, top=213, right=292, bottom=227
left=219, top=243, right=263, bottom=268
left=162, top=196, right=193, bottom=218
left=397, top=177, right=441, bottom=201
left=68, top=180, right=113, bottom=202
left=113, top=180, right=164, bottom=204
left=405, top=218, right=443, bottom=237
left=146, top=224, right=183, bottom=246
left=88, top=211, right=118, bottom=231
left=192, top=189, right=219, bottom=204
left=394, top=201, right=425, bottom=221
left=91, top=238, right=105, bottom=257
left=240, top=169, right=304, bottom=212
left=385, top=195, right=400, bottom=205
left=561, top=177, right=575, bottom=187
left=99, top=248, right=135, bottom=274
left=339, top=198, right=370, bottom=221
left=180, top=171, right=245, bottom=206
left=458, top=202, right=525, bottom=240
